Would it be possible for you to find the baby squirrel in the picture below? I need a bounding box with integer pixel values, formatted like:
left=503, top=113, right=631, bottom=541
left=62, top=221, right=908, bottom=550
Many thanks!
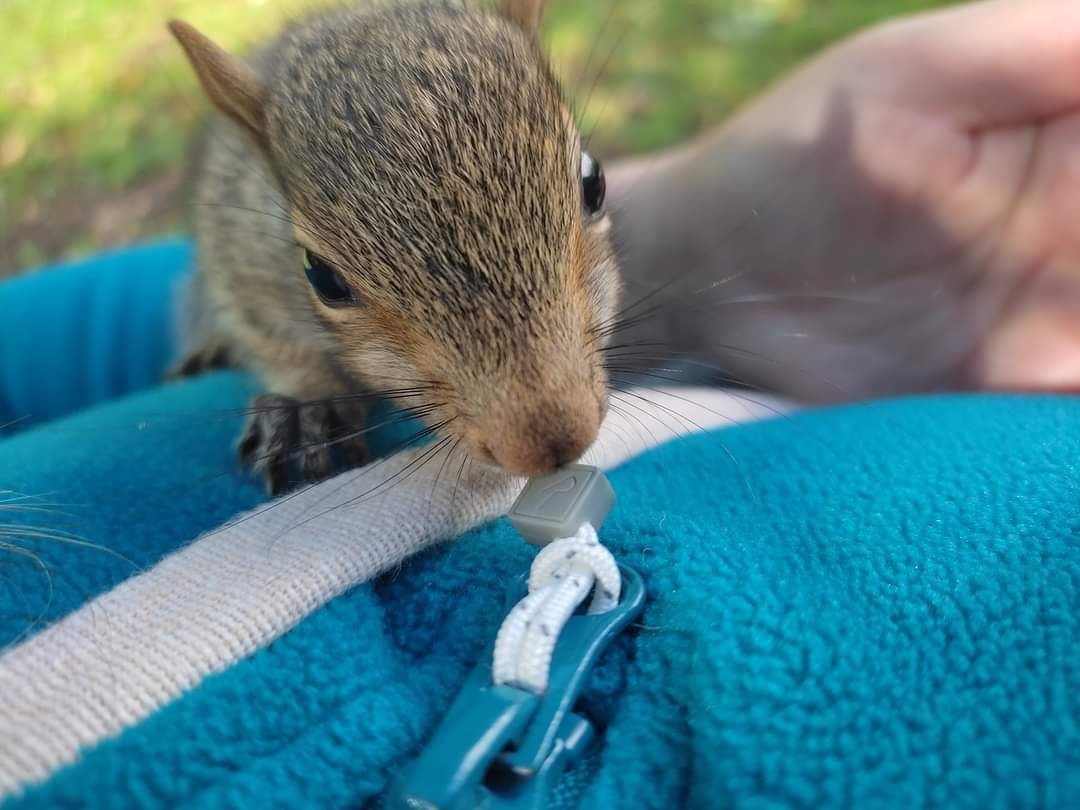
left=169, top=0, right=621, bottom=494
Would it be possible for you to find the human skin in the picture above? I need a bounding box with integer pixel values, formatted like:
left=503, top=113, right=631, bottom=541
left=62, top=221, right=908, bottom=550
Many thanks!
left=606, top=0, right=1080, bottom=403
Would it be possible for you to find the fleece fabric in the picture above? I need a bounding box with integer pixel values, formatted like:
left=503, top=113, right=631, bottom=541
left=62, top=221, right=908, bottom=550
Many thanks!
left=2, top=387, right=1080, bottom=808
left=0, top=239, right=194, bottom=434
left=0, top=379, right=787, bottom=795
left=1, top=243, right=1079, bottom=808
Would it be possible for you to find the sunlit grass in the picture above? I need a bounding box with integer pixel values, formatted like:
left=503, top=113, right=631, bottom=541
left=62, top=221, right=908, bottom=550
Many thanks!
left=0, top=0, right=959, bottom=272
left=1, top=0, right=322, bottom=205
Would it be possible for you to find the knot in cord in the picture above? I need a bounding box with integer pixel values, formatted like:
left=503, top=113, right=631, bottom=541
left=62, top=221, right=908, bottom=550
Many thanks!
left=492, top=524, right=621, bottom=694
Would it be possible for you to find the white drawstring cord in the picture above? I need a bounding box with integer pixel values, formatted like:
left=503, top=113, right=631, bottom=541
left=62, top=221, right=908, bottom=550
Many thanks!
left=492, top=524, right=621, bottom=694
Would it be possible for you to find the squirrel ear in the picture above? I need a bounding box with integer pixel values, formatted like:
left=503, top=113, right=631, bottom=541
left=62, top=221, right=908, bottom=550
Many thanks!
left=168, top=20, right=268, bottom=146
left=498, top=0, right=545, bottom=36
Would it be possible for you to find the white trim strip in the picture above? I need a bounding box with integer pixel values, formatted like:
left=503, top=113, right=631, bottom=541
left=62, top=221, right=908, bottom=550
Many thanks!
left=0, top=387, right=792, bottom=797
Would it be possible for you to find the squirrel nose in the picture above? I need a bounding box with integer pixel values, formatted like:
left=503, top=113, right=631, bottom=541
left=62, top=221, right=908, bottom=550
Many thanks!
left=540, top=434, right=582, bottom=470
left=489, top=406, right=599, bottom=476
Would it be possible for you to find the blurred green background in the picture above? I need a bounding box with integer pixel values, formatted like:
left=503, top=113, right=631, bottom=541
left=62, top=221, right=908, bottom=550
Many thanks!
left=0, top=0, right=960, bottom=275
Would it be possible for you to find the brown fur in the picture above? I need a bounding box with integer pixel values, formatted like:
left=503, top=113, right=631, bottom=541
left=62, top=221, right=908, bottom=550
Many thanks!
left=168, top=20, right=269, bottom=151
left=171, top=0, right=620, bottom=489
left=498, top=0, right=545, bottom=34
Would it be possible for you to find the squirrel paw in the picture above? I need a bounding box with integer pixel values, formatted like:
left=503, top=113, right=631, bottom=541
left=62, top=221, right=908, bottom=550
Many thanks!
left=167, top=341, right=233, bottom=381
left=237, top=393, right=369, bottom=495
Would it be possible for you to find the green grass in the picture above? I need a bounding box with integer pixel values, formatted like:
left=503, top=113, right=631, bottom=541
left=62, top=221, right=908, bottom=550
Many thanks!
left=0, top=0, right=959, bottom=273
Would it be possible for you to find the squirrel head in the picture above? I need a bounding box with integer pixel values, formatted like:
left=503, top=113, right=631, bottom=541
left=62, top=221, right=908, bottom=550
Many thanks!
left=170, top=0, right=620, bottom=476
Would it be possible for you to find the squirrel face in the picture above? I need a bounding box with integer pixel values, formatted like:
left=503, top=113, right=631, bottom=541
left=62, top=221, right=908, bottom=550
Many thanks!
left=171, top=0, right=620, bottom=476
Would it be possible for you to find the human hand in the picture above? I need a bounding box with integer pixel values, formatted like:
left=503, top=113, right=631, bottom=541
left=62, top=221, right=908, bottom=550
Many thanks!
left=608, top=0, right=1080, bottom=401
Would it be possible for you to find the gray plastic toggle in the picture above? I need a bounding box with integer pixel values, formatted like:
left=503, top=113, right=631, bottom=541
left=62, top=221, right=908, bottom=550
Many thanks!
left=508, top=464, right=615, bottom=546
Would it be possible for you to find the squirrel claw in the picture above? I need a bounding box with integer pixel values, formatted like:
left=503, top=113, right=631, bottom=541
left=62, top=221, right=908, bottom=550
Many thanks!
left=238, top=393, right=369, bottom=496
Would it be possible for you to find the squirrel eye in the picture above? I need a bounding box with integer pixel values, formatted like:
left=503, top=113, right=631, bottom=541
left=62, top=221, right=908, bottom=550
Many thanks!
left=580, top=151, right=606, bottom=218
left=303, top=250, right=357, bottom=306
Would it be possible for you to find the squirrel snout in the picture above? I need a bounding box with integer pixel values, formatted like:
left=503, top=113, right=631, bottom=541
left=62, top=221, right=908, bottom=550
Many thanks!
left=487, top=404, right=600, bottom=477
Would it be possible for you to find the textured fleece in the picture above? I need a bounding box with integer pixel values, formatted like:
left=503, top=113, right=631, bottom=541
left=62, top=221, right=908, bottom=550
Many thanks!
left=0, top=239, right=194, bottom=434
left=3, top=389, right=1079, bottom=809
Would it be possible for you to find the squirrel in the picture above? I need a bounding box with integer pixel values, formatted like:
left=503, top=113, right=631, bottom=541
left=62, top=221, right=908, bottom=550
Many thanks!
left=167, top=0, right=622, bottom=494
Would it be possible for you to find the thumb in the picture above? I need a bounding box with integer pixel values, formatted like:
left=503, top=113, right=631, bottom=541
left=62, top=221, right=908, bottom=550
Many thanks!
left=858, top=0, right=1080, bottom=130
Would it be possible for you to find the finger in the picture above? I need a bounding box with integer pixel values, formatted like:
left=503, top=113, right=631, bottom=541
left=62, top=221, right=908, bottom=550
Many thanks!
left=971, top=259, right=1080, bottom=391
left=1034, top=113, right=1080, bottom=258
left=857, top=0, right=1080, bottom=130
left=974, top=309, right=1080, bottom=391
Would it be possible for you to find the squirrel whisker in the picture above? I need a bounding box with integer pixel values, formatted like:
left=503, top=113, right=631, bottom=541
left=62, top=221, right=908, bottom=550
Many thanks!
left=286, top=431, right=458, bottom=532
